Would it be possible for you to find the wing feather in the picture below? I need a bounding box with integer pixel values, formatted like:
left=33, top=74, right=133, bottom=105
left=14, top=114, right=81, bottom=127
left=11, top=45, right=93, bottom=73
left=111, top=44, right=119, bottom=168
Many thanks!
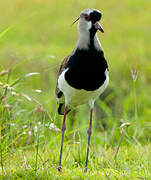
left=56, top=55, right=71, bottom=115
left=55, top=55, right=70, bottom=96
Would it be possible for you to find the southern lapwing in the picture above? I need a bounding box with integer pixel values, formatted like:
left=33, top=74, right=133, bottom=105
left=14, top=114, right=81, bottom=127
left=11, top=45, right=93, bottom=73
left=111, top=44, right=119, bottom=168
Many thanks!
left=56, top=9, right=109, bottom=172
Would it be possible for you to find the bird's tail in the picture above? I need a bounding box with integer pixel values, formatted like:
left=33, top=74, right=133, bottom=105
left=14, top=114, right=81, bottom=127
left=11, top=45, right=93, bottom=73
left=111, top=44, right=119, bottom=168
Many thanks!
left=58, top=103, right=71, bottom=115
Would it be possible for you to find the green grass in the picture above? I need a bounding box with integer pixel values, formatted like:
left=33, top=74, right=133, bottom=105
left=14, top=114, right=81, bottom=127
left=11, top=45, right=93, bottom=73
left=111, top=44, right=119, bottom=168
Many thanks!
left=0, top=0, right=151, bottom=179
left=2, top=144, right=151, bottom=179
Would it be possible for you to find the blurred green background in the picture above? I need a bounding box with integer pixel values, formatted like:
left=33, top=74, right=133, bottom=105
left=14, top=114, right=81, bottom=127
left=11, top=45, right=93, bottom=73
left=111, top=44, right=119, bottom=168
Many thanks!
left=0, top=0, right=151, bottom=178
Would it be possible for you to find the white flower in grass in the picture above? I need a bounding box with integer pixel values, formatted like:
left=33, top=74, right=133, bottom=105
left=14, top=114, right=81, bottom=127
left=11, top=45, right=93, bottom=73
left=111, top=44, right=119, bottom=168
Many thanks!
left=11, top=91, right=19, bottom=96
left=75, top=162, right=78, bottom=166
left=38, top=121, right=41, bottom=125
left=34, top=126, right=38, bottom=133
left=11, top=91, right=16, bottom=96
left=11, top=123, right=15, bottom=126
left=48, top=55, right=55, bottom=59
left=2, top=84, right=14, bottom=91
left=45, top=123, right=49, bottom=127
left=120, top=122, right=131, bottom=134
left=7, top=86, right=14, bottom=91
left=23, top=131, right=26, bottom=135
left=49, top=123, right=61, bottom=132
left=130, top=68, right=138, bottom=82
left=120, top=122, right=131, bottom=128
left=3, top=84, right=9, bottom=89
left=35, top=89, right=42, bottom=93
left=28, top=131, right=32, bottom=136
left=0, top=70, right=8, bottom=76
left=4, top=104, right=11, bottom=109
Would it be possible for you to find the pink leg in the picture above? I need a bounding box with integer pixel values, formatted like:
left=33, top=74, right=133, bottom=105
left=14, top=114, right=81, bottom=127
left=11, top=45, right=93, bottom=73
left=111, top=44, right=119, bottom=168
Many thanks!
left=58, top=106, right=68, bottom=172
left=84, top=108, right=93, bottom=173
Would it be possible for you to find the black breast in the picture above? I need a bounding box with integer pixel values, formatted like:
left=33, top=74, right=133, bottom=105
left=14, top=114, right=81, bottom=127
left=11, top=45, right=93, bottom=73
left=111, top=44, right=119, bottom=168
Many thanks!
left=65, top=48, right=108, bottom=91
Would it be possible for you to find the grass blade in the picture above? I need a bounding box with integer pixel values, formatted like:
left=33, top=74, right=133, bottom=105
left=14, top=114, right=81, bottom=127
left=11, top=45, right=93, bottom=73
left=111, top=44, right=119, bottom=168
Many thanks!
left=0, top=26, right=13, bottom=40
left=11, top=72, right=40, bottom=87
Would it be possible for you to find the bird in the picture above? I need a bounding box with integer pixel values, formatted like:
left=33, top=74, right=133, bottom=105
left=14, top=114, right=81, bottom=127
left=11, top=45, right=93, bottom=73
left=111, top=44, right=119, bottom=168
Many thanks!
left=56, top=9, right=109, bottom=172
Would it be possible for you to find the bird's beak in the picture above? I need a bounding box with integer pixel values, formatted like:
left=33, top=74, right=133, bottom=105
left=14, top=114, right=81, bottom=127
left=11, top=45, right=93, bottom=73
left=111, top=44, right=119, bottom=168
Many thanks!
left=94, top=21, right=104, bottom=33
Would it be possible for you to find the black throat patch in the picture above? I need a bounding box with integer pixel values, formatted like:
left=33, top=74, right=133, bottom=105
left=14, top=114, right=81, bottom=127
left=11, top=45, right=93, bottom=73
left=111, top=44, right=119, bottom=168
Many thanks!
left=89, top=25, right=97, bottom=49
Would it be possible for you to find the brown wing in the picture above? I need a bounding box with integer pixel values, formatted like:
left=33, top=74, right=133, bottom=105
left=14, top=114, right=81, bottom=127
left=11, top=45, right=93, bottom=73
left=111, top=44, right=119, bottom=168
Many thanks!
left=55, top=55, right=70, bottom=96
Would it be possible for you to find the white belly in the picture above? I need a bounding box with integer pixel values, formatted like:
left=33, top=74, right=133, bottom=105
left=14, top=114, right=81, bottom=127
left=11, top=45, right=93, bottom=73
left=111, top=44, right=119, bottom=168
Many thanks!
left=58, top=68, right=109, bottom=108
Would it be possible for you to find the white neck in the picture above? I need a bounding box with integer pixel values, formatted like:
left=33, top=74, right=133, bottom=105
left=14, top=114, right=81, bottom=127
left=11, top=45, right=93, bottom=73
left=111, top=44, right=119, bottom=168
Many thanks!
left=76, top=24, right=103, bottom=51
left=76, top=32, right=103, bottom=51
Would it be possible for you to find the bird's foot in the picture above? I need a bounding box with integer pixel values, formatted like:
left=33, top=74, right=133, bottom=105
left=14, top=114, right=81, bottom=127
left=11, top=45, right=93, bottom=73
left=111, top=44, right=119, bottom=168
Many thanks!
left=84, top=167, right=87, bottom=173
left=57, top=166, right=62, bottom=172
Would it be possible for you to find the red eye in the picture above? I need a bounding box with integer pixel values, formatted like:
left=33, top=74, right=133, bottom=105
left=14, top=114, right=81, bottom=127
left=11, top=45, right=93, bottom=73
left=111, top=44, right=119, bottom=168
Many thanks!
left=82, top=14, right=90, bottom=21
left=85, top=16, right=90, bottom=21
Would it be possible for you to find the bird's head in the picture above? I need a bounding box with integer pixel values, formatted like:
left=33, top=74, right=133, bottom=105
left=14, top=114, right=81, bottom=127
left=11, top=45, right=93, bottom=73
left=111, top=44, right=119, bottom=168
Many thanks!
left=76, top=9, right=104, bottom=34
left=73, top=9, right=104, bottom=50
